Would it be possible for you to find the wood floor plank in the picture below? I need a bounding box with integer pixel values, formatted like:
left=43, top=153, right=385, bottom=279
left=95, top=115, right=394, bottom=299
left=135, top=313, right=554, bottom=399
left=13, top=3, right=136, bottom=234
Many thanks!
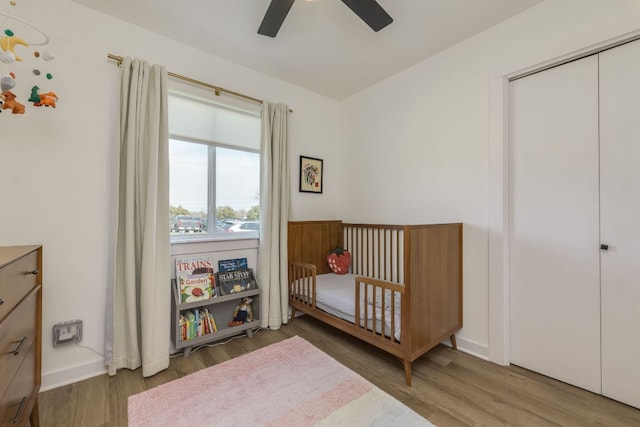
left=415, top=358, right=562, bottom=426
left=38, top=384, right=73, bottom=426
left=37, top=315, right=640, bottom=426
left=108, top=366, right=145, bottom=426
left=68, top=375, right=110, bottom=426
left=442, top=349, right=640, bottom=427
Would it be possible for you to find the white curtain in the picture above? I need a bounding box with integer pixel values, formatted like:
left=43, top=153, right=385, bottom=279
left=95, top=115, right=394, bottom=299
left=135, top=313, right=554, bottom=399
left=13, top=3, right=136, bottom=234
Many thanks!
left=258, top=101, right=290, bottom=329
left=105, top=57, right=171, bottom=377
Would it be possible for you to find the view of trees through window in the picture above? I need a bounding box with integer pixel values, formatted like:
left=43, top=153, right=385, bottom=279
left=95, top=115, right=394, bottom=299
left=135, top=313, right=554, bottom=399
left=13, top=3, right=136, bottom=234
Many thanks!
left=169, top=203, right=260, bottom=228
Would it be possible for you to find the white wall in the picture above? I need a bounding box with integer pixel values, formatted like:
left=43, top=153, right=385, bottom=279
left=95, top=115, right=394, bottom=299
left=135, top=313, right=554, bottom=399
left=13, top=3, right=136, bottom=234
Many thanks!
left=1, top=0, right=342, bottom=390
left=341, top=0, right=640, bottom=359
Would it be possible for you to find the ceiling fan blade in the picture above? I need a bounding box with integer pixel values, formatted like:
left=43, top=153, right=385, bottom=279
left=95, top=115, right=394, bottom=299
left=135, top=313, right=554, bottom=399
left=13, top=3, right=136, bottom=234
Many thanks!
left=341, top=0, right=393, bottom=32
left=258, top=0, right=295, bottom=37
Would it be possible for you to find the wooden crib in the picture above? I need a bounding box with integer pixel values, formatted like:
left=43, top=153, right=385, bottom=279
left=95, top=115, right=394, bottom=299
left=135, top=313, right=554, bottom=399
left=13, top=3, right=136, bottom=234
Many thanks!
left=288, top=220, right=463, bottom=386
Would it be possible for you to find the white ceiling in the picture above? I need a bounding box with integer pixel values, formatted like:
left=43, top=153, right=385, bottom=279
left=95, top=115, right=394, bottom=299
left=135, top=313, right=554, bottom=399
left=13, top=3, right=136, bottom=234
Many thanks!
left=70, top=0, right=544, bottom=100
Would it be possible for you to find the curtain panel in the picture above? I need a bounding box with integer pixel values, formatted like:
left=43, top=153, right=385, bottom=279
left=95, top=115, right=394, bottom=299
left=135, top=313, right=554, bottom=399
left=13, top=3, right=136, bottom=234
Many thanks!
left=258, top=101, right=290, bottom=329
left=105, top=57, right=171, bottom=377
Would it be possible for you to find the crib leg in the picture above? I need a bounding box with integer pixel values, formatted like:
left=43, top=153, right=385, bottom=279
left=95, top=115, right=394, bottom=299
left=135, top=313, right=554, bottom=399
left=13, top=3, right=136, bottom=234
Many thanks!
left=450, top=334, right=457, bottom=350
left=290, top=307, right=296, bottom=322
left=403, top=360, right=412, bottom=387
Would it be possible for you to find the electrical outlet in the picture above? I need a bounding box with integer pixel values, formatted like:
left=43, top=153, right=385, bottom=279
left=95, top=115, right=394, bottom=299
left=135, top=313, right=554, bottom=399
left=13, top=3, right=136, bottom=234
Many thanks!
left=53, top=320, right=83, bottom=346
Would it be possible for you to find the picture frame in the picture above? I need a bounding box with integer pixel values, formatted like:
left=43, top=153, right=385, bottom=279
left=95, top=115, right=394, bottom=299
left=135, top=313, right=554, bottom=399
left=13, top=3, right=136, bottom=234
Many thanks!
left=299, top=155, right=323, bottom=193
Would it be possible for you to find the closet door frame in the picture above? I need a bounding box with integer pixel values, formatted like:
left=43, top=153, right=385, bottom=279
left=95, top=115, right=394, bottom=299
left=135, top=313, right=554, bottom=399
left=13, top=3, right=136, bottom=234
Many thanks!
left=487, top=21, right=640, bottom=366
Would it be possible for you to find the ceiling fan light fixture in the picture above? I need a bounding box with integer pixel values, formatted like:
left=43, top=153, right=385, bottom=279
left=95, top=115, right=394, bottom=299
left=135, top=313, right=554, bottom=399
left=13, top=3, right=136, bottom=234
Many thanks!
left=341, top=0, right=393, bottom=32
left=258, top=0, right=295, bottom=38
left=257, top=0, right=393, bottom=38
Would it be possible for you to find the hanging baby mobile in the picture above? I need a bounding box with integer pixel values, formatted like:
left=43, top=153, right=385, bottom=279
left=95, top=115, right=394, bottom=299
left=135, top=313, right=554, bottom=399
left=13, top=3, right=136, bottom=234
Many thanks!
left=0, top=0, right=56, bottom=115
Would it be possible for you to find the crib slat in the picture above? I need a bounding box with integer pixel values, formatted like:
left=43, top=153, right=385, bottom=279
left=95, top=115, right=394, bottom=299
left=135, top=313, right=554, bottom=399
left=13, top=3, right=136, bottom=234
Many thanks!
left=390, top=289, right=396, bottom=340
left=376, top=228, right=380, bottom=279
left=365, top=228, right=369, bottom=277
left=355, top=279, right=361, bottom=328
left=384, top=229, right=388, bottom=281
left=395, top=229, right=399, bottom=282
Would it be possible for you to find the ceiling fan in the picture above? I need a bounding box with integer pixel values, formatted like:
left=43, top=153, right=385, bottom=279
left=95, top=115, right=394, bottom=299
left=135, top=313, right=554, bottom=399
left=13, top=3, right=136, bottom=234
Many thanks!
left=258, top=0, right=393, bottom=38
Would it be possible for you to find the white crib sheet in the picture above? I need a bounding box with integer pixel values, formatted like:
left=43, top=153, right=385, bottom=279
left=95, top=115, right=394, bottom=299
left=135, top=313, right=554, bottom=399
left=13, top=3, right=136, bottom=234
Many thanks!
left=312, top=273, right=402, bottom=341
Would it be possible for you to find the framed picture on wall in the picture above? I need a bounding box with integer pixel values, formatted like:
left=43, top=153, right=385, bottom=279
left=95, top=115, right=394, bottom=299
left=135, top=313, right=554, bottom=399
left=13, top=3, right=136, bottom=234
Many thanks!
left=299, top=156, right=323, bottom=193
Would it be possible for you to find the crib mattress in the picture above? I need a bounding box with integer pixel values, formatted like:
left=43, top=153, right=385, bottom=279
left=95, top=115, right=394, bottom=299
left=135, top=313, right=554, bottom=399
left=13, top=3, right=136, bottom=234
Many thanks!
left=313, top=273, right=402, bottom=341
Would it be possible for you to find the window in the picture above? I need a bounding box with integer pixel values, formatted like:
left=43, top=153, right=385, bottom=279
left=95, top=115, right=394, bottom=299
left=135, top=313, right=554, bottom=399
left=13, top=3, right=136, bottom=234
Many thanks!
left=168, top=92, right=261, bottom=240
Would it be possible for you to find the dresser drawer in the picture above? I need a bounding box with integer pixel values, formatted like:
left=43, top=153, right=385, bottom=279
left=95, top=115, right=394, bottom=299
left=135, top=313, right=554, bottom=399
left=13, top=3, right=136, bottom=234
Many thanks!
left=0, top=289, right=37, bottom=398
left=0, top=344, right=35, bottom=427
left=0, top=250, right=38, bottom=322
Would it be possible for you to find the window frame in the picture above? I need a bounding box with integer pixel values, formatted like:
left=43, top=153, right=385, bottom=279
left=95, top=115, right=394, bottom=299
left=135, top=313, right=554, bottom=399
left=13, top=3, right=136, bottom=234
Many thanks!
left=169, top=114, right=261, bottom=243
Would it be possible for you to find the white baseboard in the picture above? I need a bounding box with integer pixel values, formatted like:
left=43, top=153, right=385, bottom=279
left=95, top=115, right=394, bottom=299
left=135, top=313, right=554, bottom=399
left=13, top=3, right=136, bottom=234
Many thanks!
left=39, top=333, right=489, bottom=392
left=442, top=335, right=489, bottom=361
left=41, top=359, right=107, bottom=392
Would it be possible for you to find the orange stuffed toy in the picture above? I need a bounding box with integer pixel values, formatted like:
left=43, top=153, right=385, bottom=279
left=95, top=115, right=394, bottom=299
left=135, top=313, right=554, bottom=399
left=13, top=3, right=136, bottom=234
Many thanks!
left=1, top=90, right=25, bottom=114
left=29, top=86, right=59, bottom=108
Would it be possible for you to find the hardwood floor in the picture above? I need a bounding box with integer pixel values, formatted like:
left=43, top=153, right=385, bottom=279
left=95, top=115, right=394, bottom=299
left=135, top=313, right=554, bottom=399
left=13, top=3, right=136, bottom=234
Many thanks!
left=38, top=316, right=640, bottom=426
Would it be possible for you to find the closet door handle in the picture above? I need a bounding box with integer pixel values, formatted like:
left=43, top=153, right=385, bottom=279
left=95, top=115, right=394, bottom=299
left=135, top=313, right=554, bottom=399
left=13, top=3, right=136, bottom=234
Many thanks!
left=600, top=244, right=609, bottom=250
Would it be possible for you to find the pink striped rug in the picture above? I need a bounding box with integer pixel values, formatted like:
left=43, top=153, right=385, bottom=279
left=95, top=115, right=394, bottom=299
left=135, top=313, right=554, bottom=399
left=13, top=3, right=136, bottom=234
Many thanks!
left=128, top=335, right=432, bottom=426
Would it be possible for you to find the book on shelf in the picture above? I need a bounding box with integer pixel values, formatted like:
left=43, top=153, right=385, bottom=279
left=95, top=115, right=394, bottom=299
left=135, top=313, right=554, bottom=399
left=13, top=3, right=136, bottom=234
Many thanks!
left=181, top=310, right=196, bottom=340
left=176, top=254, right=214, bottom=277
left=209, top=310, right=218, bottom=332
left=175, top=254, right=218, bottom=302
left=203, top=307, right=218, bottom=333
left=178, top=273, right=217, bottom=303
left=179, top=307, right=218, bottom=341
left=218, top=257, right=248, bottom=273
left=216, top=268, right=258, bottom=296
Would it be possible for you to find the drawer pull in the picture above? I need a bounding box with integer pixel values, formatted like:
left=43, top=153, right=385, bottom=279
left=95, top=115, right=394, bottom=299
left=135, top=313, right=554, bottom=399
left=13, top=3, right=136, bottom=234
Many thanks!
left=13, top=337, right=27, bottom=356
left=8, top=397, right=27, bottom=423
left=31, top=269, right=39, bottom=275
left=0, top=298, right=4, bottom=305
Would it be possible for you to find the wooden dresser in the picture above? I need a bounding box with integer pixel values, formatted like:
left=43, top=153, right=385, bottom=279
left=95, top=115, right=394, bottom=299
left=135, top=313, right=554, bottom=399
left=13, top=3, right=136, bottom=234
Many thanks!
left=0, top=246, right=42, bottom=427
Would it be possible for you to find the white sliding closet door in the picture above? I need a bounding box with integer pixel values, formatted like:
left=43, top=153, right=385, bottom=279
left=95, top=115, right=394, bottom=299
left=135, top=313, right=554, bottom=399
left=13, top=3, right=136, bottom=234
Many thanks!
left=599, top=39, right=640, bottom=409
left=508, top=56, right=601, bottom=393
